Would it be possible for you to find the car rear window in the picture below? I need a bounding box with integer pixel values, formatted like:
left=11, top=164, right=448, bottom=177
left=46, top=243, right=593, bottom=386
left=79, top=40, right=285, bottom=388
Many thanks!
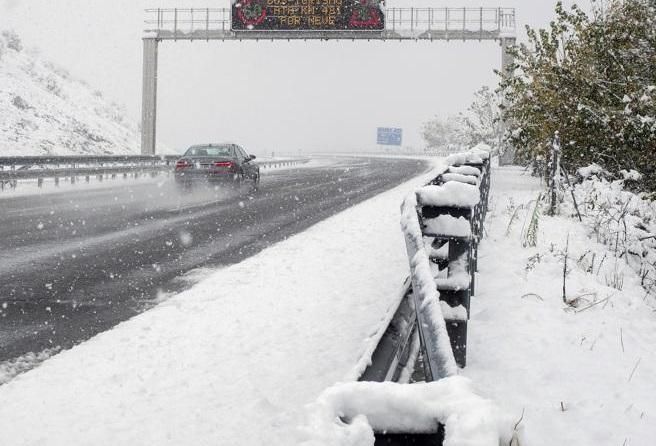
left=185, top=146, right=234, bottom=157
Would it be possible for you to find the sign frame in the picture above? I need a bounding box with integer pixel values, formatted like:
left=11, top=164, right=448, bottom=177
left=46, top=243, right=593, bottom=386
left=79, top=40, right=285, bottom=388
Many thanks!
left=231, top=0, right=386, bottom=32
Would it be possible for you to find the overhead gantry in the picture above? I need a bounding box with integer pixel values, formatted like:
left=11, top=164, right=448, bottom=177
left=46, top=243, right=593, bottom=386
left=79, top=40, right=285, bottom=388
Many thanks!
left=141, top=6, right=516, bottom=154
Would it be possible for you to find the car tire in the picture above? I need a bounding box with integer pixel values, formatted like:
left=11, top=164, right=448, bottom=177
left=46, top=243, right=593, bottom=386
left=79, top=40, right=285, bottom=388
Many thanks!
left=234, top=171, right=246, bottom=188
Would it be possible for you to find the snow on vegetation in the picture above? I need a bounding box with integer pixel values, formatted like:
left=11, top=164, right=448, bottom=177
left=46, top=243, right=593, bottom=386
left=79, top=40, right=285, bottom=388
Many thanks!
left=576, top=163, right=606, bottom=180
left=466, top=166, right=656, bottom=445
left=0, top=30, right=140, bottom=156
left=570, top=169, right=656, bottom=300
left=500, top=0, right=656, bottom=192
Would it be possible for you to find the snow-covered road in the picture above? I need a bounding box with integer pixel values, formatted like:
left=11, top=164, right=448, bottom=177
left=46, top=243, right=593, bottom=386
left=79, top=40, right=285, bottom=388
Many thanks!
left=0, top=159, right=441, bottom=445
left=0, top=157, right=427, bottom=372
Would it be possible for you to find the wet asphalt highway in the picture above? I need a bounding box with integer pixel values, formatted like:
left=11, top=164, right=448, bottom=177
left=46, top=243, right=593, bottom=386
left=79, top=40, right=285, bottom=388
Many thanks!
left=0, top=157, right=428, bottom=372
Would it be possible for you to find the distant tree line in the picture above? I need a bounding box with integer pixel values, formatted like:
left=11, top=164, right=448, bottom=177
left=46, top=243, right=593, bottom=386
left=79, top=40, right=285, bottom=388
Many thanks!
left=500, top=0, right=656, bottom=193
left=422, top=86, right=503, bottom=153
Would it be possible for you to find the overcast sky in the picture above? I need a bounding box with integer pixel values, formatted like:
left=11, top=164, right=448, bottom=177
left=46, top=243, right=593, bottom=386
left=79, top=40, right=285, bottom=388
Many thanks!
left=2, top=0, right=583, bottom=155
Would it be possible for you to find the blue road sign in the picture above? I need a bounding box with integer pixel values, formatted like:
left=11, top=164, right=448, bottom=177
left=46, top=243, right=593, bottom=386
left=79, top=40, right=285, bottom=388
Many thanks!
left=377, top=127, right=403, bottom=146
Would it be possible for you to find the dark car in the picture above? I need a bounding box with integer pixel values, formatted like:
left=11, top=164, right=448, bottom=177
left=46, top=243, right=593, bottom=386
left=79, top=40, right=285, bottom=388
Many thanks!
left=174, top=143, right=260, bottom=188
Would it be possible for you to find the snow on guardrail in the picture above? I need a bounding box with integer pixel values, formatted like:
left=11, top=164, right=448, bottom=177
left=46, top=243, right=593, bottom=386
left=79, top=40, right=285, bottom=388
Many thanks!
left=311, top=145, right=525, bottom=445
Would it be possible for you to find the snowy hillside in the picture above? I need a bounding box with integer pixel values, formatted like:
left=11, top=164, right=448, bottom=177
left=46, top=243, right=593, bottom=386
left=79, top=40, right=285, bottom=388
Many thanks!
left=0, top=31, right=139, bottom=156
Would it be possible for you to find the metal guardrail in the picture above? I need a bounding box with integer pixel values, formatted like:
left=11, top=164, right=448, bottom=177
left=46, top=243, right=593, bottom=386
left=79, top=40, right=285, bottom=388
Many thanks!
left=0, top=156, right=178, bottom=190
left=359, top=147, right=492, bottom=445
left=0, top=155, right=310, bottom=191
left=144, top=7, right=516, bottom=41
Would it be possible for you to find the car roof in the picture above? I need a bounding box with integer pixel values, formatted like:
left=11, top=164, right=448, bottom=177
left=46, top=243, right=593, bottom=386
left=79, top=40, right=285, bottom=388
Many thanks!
left=189, top=143, right=239, bottom=147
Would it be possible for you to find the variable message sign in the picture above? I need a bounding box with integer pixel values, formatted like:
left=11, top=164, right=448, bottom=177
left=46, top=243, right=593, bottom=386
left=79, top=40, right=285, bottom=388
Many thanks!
left=377, top=127, right=402, bottom=146
left=232, top=0, right=385, bottom=31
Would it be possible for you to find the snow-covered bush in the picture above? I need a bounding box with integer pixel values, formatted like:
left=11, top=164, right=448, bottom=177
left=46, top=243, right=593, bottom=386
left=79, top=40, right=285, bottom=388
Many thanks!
left=12, top=95, right=30, bottom=110
left=2, top=30, right=23, bottom=52
left=500, top=0, right=656, bottom=193
left=571, top=173, right=656, bottom=298
left=45, top=77, right=64, bottom=97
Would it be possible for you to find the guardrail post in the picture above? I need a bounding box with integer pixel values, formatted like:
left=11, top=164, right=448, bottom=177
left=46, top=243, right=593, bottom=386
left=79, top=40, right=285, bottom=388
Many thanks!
left=420, top=203, right=472, bottom=368
left=414, top=150, right=492, bottom=368
left=447, top=238, right=469, bottom=366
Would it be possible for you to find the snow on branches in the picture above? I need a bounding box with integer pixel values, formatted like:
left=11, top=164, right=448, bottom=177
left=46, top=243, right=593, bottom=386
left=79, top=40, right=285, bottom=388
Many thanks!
left=500, top=0, right=656, bottom=193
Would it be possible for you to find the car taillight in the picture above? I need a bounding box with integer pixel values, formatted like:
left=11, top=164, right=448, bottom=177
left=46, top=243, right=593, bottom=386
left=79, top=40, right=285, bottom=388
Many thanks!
left=213, top=161, right=234, bottom=168
left=175, top=160, right=191, bottom=169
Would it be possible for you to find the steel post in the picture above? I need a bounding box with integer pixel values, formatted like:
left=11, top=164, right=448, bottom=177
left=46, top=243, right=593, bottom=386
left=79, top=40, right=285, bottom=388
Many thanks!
left=141, top=38, right=159, bottom=155
left=499, top=37, right=516, bottom=165
left=501, top=36, right=515, bottom=75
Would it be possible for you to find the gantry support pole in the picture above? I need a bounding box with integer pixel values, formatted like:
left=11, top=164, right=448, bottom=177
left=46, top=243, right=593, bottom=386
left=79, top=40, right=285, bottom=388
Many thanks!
left=499, top=37, right=516, bottom=165
left=141, top=38, right=159, bottom=155
left=501, top=37, right=516, bottom=74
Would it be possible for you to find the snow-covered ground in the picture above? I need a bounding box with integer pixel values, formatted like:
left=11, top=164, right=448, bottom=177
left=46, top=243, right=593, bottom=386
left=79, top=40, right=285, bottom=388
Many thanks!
left=0, top=160, right=440, bottom=446
left=465, top=166, right=656, bottom=445
left=0, top=31, right=142, bottom=156
left=2, top=162, right=653, bottom=445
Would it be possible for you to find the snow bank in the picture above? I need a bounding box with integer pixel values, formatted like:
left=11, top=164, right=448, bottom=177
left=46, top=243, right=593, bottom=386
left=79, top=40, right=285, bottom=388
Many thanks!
left=0, top=30, right=141, bottom=156
left=418, top=182, right=481, bottom=208
left=302, top=377, right=518, bottom=446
